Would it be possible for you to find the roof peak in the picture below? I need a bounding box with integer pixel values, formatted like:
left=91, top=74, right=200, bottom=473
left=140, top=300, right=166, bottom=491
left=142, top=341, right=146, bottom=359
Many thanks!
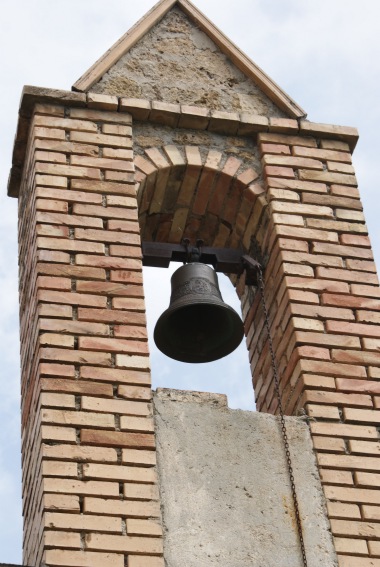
left=72, top=0, right=306, bottom=118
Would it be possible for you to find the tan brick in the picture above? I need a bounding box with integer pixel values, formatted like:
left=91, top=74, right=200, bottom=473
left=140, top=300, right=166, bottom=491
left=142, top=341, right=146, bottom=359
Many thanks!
left=355, top=471, right=380, bottom=487
left=39, top=363, right=76, bottom=378
left=293, top=146, right=352, bottom=163
left=42, top=461, right=78, bottom=477
left=326, top=502, right=360, bottom=520
left=41, top=409, right=114, bottom=428
left=76, top=255, right=141, bottom=270
left=36, top=211, right=103, bottom=229
left=80, top=366, right=151, bottom=386
left=327, top=320, right=380, bottom=338
left=39, top=333, right=74, bottom=348
left=35, top=126, right=65, bottom=141
left=349, top=440, right=380, bottom=455
left=307, top=405, right=340, bottom=420
left=36, top=198, right=68, bottom=213
left=85, top=533, right=163, bottom=554
left=37, top=236, right=105, bottom=254
left=128, top=557, right=165, bottom=567
left=324, top=485, right=380, bottom=505
left=81, top=429, right=155, bottom=449
left=312, top=436, right=345, bottom=452
left=264, top=165, right=295, bottom=178
left=291, top=317, right=324, bottom=332
left=70, top=107, right=132, bottom=124
left=72, top=179, right=135, bottom=195
left=333, top=349, right=380, bottom=366
left=341, top=234, right=371, bottom=246
left=271, top=201, right=333, bottom=218
left=285, top=277, right=349, bottom=294
left=336, top=379, right=380, bottom=395
left=70, top=131, right=131, bottom=148
left=127, top=519, right=162, bottom=537
left=42, top=493, right=80, bottom=513
left=331, top=518, right=380, bottom=539
left=122, top=449, right=156, bottom=466
left=87, top=93, right=118, bottom=110
left=40, top=393, right=76, bottom=408
left=43, top=478, right=119, bottom=497
left=44, top=511, right=122, bottom=533
left=37, top=276, right=71, bottom=291
left=303, top=390, right=372, bottom=408
left=333, top=537, right=368, bottom=556
left=124, top=483, right=159, bottom=501
left=79, top=337, right=148, bottom=355
left=318, top=453, right=380, bottom=471
left=263, top=154, right=323, bottom=170
left=362, top=506, right=380, bottom=521
left=293, top=331, right=360, bottom=349
left=40, top=318, right=109, bottom=336
left=36, top=187, right=102, bottom=205
left=44, top=549, right=124, bottom=567
left=338, top=557, right=380, bottom=567
left=299, top=169, right=357, bottom=186
left=44, top=530, right=81, bottom=549
left=38, top=303, right=73, bottom=318
left=367, top=542, right=380, bottom=560
left=275, top=225, right=339, bottom=243
left=120, top=416, right=154, bottom=432
left=84, top=497, right=160, bottom=518
left=42, top=444, right=117, bottom=463
left=38, top=290, right=107, bottom=308
left=322, top=294, right=380, bottom=310
left=34, top=115, right=98, bottom=132
left=260, top=143, right=291, bottom=155
left=258, top=132, right=317, bottom=148
left=40, top=378, right=113, bottom=398
left=83, top=463, right=156, bottom=484
left=116, top=354, right=151, bottom=371
left=118, top=385, right=152, bottom=401
left=40, top=425, right=77, bottom=443
left=310, top=422, right=378, bottom=439
left=81, top=396, right=150, bottom=416
left=308, top=219, right=367, bottom=235
left=78, top=308, right=146, bottom=327
left=319, top=469, right=353, bottom=485
left=266, top=177, right=327, bottom=193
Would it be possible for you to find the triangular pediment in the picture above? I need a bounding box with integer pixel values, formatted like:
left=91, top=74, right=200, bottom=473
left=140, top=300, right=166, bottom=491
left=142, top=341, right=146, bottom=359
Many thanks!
left=73, top=0, right=305, bottom=118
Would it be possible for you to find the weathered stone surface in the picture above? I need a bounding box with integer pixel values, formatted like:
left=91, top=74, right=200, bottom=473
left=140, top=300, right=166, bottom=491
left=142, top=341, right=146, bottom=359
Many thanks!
left=154, top=389, right=337, bottom=567
left=92, top=8, right=286, bottom=117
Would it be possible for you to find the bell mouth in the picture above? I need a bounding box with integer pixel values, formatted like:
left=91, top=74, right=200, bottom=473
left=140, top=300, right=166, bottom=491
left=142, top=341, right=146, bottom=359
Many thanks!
left=154, top=263, right=244, bottom=363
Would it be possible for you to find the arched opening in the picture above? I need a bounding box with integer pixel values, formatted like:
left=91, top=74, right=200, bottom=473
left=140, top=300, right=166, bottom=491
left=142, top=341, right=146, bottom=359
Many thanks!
left=135, top=144, right=269, bottom=411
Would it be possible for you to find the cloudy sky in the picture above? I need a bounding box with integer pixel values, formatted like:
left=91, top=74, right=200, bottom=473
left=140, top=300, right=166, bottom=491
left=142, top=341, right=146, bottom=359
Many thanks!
left=1, top=0, right=379, bottom=562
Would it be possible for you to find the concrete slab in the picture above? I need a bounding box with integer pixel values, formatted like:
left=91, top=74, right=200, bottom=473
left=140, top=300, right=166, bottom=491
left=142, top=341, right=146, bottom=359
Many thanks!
left=154, top=388, right=337, bottom=567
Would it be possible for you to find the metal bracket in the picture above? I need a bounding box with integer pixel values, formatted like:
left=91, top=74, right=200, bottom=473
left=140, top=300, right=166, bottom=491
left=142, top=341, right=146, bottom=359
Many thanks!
left=142, top=242, right=262, bottom=286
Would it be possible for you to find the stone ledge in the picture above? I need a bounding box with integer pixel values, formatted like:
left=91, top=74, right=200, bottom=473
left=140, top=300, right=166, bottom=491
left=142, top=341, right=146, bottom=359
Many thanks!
left=7, top=86, right=359, bottom=198
left=155, top=388, right=228, bottom=408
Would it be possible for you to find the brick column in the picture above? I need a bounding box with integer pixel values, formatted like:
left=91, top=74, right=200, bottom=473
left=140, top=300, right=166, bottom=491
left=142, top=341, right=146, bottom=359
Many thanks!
left=18, top=101, right=163, bottom=567
left=247, top=129, right=380, bottom=567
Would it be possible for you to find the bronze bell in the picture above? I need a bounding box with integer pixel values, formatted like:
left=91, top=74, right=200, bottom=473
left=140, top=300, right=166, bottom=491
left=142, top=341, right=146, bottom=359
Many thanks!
left=154, top=263, right=244, bottom=363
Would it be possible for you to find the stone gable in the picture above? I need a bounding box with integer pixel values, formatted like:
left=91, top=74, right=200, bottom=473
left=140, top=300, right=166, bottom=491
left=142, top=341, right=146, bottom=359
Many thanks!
left=91, top=7, right=287, bottom=117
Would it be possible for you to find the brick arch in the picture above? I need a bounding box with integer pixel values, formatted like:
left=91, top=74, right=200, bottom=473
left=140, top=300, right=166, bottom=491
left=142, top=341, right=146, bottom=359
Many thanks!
left=133, top=145, right=267, bottom=252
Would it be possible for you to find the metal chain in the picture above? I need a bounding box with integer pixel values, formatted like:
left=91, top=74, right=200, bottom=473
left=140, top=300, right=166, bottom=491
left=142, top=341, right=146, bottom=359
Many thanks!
left=257, top=267, right=308, bottom=567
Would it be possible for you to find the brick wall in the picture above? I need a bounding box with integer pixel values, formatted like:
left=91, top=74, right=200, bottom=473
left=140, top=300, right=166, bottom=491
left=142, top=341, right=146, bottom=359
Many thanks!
left=11, top=88, right=380, bottom=567
left=245, top=131, right=380, bottom=567
left=18, top=100, right=164, bottom=567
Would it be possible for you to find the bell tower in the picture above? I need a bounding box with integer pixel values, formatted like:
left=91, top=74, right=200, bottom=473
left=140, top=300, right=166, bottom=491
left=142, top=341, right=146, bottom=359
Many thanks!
left=7, top=1, right=380, bottom=566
